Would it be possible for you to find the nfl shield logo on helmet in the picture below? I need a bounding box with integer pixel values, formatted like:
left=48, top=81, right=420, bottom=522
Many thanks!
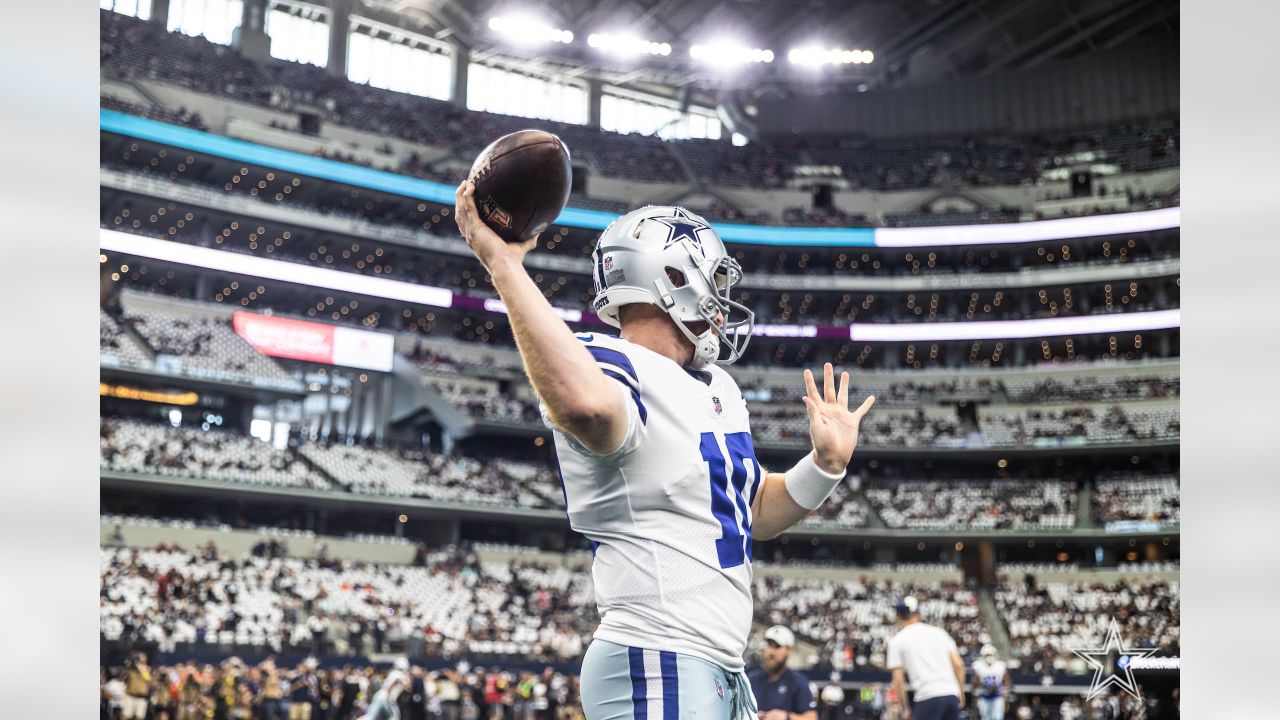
left=711, top=396, right=723, bottom=416
left=603, top=255, right=614, bottom=271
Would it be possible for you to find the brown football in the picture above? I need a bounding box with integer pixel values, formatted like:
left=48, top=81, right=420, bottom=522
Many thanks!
left=467, top=129, right=572, bottom=243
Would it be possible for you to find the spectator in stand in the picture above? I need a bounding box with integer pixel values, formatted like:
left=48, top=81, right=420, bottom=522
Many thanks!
left=99, top=9, right=1178, bottom=199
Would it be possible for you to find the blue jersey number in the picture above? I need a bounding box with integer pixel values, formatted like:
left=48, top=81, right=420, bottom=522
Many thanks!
left=699, top=431, right=762, bottom=569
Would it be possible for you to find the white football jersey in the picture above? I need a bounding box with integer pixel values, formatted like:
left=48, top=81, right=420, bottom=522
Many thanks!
left=971, top=658, right=1007, bottom=698
left=543, top=333, right=764, bottom=672
left=382, top=669, right=409, bottom=702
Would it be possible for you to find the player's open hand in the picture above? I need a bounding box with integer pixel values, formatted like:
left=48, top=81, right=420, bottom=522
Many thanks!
left=802, top=362, right=875, bottom=475
left=455, top=180, right=537, bottom=273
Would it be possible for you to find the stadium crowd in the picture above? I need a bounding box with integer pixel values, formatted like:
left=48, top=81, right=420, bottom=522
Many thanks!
left=862, top=479, right=1077, bottom=530
left=1092, top=473, right=1180, bottom=526
left=101, top=413, right=1179, bottom=530
left=119, top=307, right=299, bottom=389
left=100, top=417, right=328, bottom=490
left=753, top=576, right=988, bottom=672
left=100, top=146, right=1179, bottom=280
left=99, top=10, right=1179, bottom=198
left=99, top=186, right=1179, bottom=327
left=101, top=417, right=566, bottom=508
left=101, top=653, right=583, bottom=720
left=100, top=309, right=151, bottom=368
left=1001, top=374, right=1180, bottom=403
left=978, top=405, right=1180, bottom=446
left=995, top=575, right=1180, bottom=677
left=101, top=544, right=593, bottom=660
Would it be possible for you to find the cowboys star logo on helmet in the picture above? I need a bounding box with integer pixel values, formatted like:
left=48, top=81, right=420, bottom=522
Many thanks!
left=652, top=207, right=711, bottom=258
left=590, top=205, right=755, bottom=368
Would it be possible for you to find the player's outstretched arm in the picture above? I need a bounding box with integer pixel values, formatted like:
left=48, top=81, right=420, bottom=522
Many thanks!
left=751, top=363, right=874, bottom=539
left=455, top=180, right=629, bottom=454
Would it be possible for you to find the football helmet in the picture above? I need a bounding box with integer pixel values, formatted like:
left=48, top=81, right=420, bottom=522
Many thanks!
left=590, top=206, right=754, bottom=367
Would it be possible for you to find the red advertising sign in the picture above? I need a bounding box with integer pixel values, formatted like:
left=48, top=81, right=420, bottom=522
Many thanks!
left=233, top=312, right=394, bottom=372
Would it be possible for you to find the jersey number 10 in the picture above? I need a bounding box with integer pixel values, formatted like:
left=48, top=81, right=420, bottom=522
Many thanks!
left=699, top=431, right=762, bottom=570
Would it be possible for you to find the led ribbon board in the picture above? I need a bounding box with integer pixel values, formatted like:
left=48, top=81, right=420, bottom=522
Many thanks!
left=100, top=109, right=1179, bottom=247
left=102, top=229, right=1180, bottom=342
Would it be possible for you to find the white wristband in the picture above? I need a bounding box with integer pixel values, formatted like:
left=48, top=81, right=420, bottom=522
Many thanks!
left=782, top=451, right=846, bottom=510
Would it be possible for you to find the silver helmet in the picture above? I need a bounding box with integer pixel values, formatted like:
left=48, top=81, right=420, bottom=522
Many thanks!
left=590, top=206, right=754, bottom=367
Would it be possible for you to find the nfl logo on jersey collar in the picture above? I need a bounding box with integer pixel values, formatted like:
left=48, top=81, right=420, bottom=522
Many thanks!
left=711, top=396, right=724, bottom=416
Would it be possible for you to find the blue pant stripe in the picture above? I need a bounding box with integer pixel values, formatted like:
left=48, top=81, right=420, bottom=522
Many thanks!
left=628, top=646, right=647, bottom=720
left=659, top=651, right=679, bottom=720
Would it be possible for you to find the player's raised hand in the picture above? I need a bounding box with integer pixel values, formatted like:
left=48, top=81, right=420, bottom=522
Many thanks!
left=455, top=180, right=538, bottom=273
left=802, top=362, right=875, bottom=475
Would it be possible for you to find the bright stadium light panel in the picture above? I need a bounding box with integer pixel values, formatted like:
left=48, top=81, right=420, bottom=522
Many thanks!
left=99, top=230, right=455, bottom=308
left=586, top=32, right=671, bottom=56
left=847, top=309, right=1181, bottom=342
left=788, top=46, right=874, bottom=66
left=875, top=207, right=1181, bottom=247
left=488, top=15, right=574, bottom=45
left=690, top=42, right=774, bottom=65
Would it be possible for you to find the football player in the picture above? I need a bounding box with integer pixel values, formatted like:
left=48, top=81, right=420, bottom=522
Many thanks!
left=357, top=658, right=411, bottom=720
left=971, top=645, right=1012, bottom=720
left=456, top=182, right=874, bottom=720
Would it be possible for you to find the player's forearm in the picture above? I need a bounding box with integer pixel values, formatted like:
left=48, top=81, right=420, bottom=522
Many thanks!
left=487, top=258, right=624, bottom=443
left=750, top=472, right=810, bottom=539
left=751, top=446, right=848, bottom=538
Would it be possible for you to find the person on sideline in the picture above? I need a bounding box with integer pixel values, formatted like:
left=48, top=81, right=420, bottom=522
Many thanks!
left=887, top=597, right=965, bottom=720
left=971, top=644, right=1012, bottom=720
left=746, top=626, right=818, bottom=720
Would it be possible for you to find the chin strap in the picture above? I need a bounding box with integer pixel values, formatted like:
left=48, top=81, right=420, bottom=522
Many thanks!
left=652, top=278, right=676, bottom=311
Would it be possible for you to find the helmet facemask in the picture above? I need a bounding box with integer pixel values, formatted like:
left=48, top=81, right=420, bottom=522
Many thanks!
left=650, top=247, right=754, bottom=368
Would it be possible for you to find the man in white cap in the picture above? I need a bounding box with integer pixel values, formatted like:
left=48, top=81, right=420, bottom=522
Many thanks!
left=886, top=597, right=965, bottom=720
left=971, top=644, right=1011, bottom=720
left=747, top=625, right=818, bottom=720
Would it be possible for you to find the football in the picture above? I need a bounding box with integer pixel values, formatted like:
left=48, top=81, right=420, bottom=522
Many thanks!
left=467, top=129, right=572, bottom=243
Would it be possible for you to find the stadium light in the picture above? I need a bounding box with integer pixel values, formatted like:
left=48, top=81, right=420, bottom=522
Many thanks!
left=874, top=207, right=1181, bottom=247
left=788, top=46, right=874, bottom=66
left=586, top=32, right=671, bottom=57
left=99, top=229, right=455, bottom=308
left=847, top=309, right=1180, bottom=342
left=487, top=15, right=574, bottom=45
left=689, top=42, right=774, bottom=66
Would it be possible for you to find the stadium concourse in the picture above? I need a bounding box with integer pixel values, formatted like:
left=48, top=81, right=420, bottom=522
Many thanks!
left=98, top=1, right=1179, bottom=719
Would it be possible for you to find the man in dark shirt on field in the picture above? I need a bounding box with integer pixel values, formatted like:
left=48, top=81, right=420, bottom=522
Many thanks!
left=747, top=625, right=818, bottom=720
